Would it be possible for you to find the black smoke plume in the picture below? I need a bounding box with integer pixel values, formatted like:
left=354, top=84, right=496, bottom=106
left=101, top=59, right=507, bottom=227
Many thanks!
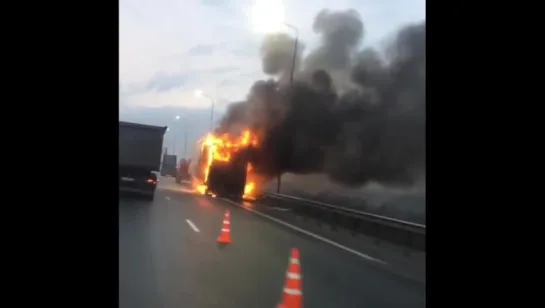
left=216, top=9, right=426, bottom=188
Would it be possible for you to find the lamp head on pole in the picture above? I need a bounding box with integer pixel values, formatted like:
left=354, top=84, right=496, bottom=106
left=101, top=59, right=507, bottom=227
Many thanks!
left=193, top=89, right=204, bottom=98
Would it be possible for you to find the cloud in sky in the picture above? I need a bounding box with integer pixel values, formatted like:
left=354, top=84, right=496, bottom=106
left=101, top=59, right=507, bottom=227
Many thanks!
left=119, top=0, right=425, bottom=124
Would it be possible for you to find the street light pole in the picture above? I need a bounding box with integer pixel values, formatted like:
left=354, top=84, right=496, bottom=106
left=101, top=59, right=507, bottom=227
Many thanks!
left=277, top=22, right=299, bottom=194
left=165, top=128, right=170, bottom=154
left=183, top=121, right=188, bottom=158
left=285, top=23, right=299, bottom=84
left=194, top=90, right=215, bottom=132
left=172, top=115, right=180, bottom=156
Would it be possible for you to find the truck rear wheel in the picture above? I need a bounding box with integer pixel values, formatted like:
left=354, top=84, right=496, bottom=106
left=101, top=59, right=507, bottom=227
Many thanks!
left=142, top=192, right=155, bottom=201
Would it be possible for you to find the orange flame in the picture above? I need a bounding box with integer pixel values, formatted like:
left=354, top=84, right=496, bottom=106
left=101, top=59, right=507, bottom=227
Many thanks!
left=193, top=129, right=261, bottom=200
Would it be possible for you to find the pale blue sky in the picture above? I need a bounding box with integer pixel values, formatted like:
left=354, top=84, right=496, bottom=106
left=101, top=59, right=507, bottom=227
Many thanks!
left=119, top=0, right=425, bottom=157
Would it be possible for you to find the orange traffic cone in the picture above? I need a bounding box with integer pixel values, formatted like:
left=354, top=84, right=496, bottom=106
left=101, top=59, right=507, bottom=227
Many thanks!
left=277, top=248, right=303, bottom=308
left=217, top=210, right=232, bottom=244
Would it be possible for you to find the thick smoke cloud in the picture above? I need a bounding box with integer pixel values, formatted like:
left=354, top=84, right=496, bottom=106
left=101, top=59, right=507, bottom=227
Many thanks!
left=260, top=33, right=303, bottom=80
left=305, top=9, right=364, bottom=72
left=217, top=9, right=426, bottom=188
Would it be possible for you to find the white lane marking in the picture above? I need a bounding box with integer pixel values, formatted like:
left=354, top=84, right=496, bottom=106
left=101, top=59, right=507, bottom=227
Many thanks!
left=185, top=219, right=200, bottom=233
left=166, top=196, right=171, bottom=201
left=221, top=198, right=387, bottom=265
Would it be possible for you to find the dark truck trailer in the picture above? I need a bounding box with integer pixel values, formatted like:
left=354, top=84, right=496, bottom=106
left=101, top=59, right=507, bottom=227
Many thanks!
left=161, top=154, right=177, bottom=177
left=205, top=148, right=249, bottom=200
left=119, top=121, right=167, bottom=200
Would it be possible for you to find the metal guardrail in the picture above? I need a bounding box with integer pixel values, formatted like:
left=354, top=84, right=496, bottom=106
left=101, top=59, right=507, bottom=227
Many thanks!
left=260, top=192, right=426, bottom=251
left=264, top=193, right=426, bottom=229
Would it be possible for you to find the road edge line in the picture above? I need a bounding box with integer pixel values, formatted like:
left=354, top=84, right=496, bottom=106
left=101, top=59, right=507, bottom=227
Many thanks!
left=220, top=198, right=387, bottom=265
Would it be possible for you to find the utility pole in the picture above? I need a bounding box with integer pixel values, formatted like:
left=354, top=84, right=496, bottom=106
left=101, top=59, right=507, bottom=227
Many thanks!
left=183, top=130, right=188, bottom=158
left=277, top=23, right=299, bottom=194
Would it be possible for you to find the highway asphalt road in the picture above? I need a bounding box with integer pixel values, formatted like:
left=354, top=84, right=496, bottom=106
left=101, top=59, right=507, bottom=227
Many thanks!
left=119, top=180, right=426, bottom=308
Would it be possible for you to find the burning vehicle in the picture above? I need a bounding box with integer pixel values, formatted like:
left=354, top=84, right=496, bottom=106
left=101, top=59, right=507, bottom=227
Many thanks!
left=194, top=130, right=262, bottom=200
left=204, top=149, right=249, bottom=199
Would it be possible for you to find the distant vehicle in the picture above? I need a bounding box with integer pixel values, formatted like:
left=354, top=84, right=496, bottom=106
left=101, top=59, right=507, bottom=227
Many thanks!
left=119, top=121, right=167, bottom=200
left=175, top=158, right=192, bottom=184
left=161, top=154, right=177, bottom=177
